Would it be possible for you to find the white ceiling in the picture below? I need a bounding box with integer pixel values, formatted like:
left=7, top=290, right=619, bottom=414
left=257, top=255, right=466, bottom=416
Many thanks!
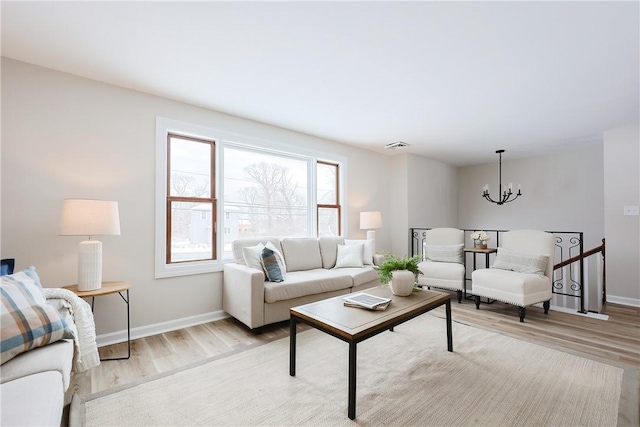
left=2, top=1, right=638, bottom=166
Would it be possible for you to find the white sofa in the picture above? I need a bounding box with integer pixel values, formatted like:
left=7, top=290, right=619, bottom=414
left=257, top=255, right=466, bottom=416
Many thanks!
left=223, top=236, right=382, bottom=330
left=1, top=339, right=75, bottom=426
left=1, top=268, right=99, bottom=427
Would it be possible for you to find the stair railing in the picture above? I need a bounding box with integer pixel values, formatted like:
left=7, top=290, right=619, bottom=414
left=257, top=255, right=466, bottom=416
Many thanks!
left=553, top=238, right=605, bottom=313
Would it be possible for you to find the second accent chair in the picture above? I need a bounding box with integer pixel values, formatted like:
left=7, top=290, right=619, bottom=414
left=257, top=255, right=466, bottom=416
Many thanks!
left=417, top=228, right=465, bottom=303
left=472, top=229, right=555, bottom=322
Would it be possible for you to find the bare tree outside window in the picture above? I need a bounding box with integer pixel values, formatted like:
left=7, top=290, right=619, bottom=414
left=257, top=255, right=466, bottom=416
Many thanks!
left=223, top=147, right=308, bottom=253
left=240, top=162, right=305, bottom=234
left=222, top=146, right=341, bottom=258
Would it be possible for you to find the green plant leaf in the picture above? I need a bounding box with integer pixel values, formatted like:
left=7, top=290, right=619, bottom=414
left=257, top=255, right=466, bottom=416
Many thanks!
left=376, top=254, right=423, bottom=285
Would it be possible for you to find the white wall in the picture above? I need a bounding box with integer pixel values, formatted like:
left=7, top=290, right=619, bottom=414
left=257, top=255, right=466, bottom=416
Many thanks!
left=386, top=154, right=458, bottom=257
left=603, top=124, right=640, bottom=305
left=407, top=154, right=458, bottom=229
left=457, top=144, right=605, bottom=250
left=1, top=58, right=394, bottom=337
left=388, top=155, right=409, bottom=257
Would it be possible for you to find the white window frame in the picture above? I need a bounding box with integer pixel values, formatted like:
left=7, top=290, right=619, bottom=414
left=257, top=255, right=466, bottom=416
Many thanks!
left=155, top=116, right=347, bottom=278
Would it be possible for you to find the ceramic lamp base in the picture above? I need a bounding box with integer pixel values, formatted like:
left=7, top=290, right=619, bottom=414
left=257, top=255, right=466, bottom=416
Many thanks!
left=78, top=239, right=102, bottom=291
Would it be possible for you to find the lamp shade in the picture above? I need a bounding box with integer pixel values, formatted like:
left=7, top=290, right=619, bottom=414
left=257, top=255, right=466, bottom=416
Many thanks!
left=360, top=211, right=382, bottom=230
left=59, top=199, right=121, bottom=236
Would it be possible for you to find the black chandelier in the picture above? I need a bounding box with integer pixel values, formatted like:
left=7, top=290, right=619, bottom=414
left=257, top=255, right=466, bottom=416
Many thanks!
left=482, top=149, right=522, bottom=205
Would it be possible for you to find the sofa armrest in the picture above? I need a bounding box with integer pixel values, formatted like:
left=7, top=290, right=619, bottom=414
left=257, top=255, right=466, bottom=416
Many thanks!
left=223, top=263, right=266, bottom=330
left=373, top=253, right=386, bottom=266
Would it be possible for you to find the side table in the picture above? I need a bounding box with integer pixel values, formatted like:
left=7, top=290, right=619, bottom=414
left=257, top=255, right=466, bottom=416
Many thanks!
left=63, top=281, right=131, bottom=361
left=463, top=248, right=497, bottom=299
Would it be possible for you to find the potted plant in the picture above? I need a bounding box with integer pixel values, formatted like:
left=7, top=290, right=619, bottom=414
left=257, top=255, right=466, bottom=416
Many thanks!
left=376, top=254, right=423, bottom=296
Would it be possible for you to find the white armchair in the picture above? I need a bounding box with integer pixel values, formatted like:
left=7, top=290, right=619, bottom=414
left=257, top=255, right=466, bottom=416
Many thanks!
left=472, top=230, right=555, bottom=322
left=417, top=228, right=465, bottom=303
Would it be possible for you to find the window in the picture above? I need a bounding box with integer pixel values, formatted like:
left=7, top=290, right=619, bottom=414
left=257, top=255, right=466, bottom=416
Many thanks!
left=156, top=117, right=346, bottom=277
left=166, top=133, right=216, bottom=264
left=317, top=161, right=340, bottom=236
left=223, top=145, right=309, bottom=257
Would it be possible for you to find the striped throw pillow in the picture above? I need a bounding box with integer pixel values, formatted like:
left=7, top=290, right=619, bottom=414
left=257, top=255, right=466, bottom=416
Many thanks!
left=424, top=244, right=464, bottom=263
left=1, top=272, right=72, bottom=364
left=261, top=246, right=287, bottom=283
left=491, top=248, right=549, bottom=275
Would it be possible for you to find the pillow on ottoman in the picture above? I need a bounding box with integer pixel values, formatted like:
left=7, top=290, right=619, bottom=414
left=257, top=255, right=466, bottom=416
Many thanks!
left=1, top=272, right=73, bottom=364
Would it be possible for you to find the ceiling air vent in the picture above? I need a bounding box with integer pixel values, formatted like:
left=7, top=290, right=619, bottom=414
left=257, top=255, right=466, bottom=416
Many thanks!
left=385, top=141, right=410, bottom=150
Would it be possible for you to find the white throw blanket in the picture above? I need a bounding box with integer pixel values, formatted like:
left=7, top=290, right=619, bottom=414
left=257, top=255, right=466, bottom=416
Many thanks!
left=44, top=287, right=100, bottom=372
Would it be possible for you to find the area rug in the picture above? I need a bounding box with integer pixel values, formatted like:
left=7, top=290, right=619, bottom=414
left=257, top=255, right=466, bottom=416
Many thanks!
left=83, top=315, right=623, bottom=426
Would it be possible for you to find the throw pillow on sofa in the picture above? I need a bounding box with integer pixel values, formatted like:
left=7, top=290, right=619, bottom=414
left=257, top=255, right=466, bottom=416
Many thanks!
left=344, top=239, right=374, bottom=265
left=0, top=271, right=73, bottom=364
left=261, top=245, right=287, bottom=282
left=334, top=243, right=365, bottom=268
left=242, top=243, right=266, bottom=271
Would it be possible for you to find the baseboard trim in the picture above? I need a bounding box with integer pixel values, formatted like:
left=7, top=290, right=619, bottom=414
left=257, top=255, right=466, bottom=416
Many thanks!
left=96, top=310, right=230, bottom=348
left=606, top=294, right=640, bottom=308
left=543, top=303, right=609, bottom=320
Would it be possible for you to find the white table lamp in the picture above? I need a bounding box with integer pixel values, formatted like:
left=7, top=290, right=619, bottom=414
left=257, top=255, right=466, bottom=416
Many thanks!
left=360, top=211, right=382, bottom=241
left=59, top=199, right=120, bottom=291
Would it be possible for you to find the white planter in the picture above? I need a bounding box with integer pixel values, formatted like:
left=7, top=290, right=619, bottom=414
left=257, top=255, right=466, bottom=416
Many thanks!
left=389, top=270, right=415, bottom=296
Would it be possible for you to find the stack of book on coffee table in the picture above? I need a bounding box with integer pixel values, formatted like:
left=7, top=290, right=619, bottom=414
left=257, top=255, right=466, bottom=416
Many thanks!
left=343, top=293, right=392, bottom=311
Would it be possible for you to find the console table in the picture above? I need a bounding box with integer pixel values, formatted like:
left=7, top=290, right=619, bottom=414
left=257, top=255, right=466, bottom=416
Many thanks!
left=464, top=247, right=497, bottom=299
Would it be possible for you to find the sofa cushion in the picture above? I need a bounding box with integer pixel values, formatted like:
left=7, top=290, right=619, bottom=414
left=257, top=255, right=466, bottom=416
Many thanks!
left=281, top=238, right=323, bottom=272
left=264, top=269, right=352, bottom=303
left=261, top=246, right=287, bottom=282
left=318, top=236, right=345, bottom=269
left=334, top=243, right=364, bottom=268
left=1, top=273, right=73, bottom=364
left=424, top=244, right=464, bottom=264
left=473, top=267, right=550, bottom=295
left=492, top=247, right=549, bottom=275
left=418, top=260, right=465, bottom=280
left=0, top=371, right=64, bottom=427
left=0, top=339, right=74, bottom=390
left=339, top=266, right=380, bottom=287
left=344, top=239, right=374, bottom=265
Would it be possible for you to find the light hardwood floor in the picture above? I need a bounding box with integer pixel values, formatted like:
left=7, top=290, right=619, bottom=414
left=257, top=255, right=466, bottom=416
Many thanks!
left=84, top=295, right=640, bottom=422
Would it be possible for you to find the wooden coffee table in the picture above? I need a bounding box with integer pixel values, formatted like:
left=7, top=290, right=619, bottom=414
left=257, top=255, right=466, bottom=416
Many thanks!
left=289, top=286, right=452, bottom=420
